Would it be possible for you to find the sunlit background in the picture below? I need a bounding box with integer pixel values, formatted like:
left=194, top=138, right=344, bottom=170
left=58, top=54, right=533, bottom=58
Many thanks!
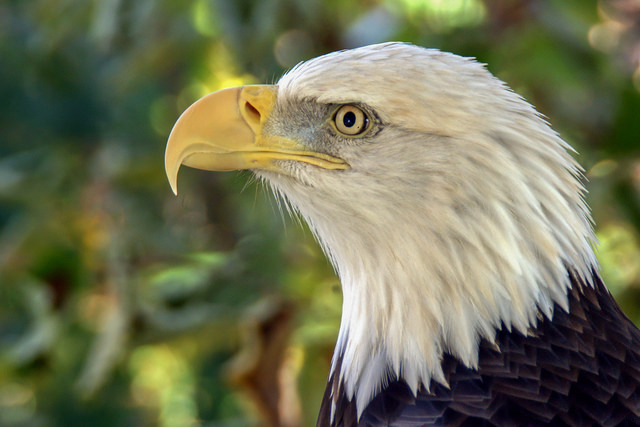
left=1, top=0, right=640, bottom=426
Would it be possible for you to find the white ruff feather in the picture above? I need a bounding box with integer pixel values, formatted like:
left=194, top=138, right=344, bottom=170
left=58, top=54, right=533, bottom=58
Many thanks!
left=259, top=43, right=598, bottom=417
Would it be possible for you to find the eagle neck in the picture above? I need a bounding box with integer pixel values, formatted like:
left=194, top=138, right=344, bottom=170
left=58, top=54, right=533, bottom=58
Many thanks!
left=306, top=200, right=598, bottom=418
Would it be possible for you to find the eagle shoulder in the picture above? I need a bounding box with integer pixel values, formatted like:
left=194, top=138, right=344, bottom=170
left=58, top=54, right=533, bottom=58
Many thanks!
left=318, top=269, right=640, bottom=427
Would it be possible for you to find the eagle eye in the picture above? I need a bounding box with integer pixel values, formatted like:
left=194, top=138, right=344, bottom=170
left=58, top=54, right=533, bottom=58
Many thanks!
left=334, top=105, right=370, bottom=136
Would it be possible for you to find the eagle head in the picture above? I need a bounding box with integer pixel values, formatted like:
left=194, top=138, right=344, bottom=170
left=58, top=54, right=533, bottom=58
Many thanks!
left=165, top=42, right=597, bottom=414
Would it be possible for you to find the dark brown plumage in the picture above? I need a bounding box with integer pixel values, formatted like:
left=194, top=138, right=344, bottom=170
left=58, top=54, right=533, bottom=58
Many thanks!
left=320, top=269, right=640, bottom=426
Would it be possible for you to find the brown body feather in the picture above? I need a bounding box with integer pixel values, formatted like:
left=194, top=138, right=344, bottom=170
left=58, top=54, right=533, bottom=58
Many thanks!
left=319, top=270, right=640, bottom=426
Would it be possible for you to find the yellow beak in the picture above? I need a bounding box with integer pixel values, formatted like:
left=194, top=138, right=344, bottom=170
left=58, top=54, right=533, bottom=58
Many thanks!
left=164, top=85, right=349, bottom=194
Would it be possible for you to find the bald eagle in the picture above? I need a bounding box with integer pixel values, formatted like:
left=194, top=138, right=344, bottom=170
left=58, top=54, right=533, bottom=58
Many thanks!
left=165, top=43, right=640, bottom=426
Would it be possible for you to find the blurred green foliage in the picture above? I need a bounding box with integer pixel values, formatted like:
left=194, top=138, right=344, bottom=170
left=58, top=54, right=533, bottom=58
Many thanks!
left=1, top=0, right=640, bottom=426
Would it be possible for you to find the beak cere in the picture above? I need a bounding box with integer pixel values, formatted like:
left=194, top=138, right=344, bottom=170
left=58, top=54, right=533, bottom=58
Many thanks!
left=164, top=84, right=349, bottom=195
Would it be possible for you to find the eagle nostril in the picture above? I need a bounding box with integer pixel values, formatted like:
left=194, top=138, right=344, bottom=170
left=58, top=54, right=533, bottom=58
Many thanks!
left=243, top=100, right=261, bottom=123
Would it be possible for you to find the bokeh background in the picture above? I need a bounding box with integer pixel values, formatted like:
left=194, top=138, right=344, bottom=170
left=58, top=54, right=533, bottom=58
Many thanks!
left=1, top=0, right=640, bottom=426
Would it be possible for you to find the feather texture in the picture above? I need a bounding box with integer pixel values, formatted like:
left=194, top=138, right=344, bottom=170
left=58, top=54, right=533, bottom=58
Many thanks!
left=263, top=43, right=600, bottom=412
left=319, top=269, right=640, bottom=426
left=249, top=43, right=640, bottom=423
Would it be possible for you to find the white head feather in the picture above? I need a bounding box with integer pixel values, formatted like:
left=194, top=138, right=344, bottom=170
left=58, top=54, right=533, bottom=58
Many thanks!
left=259, top=42, right=598, bottom=415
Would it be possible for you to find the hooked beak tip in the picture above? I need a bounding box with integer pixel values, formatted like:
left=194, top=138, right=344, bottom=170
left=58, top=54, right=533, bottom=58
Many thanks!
left=165, top=153, right=180, bottom=196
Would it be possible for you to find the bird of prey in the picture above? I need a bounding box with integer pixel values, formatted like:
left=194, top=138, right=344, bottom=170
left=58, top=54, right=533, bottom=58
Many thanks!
left=165, top=43, right=640, bottom=426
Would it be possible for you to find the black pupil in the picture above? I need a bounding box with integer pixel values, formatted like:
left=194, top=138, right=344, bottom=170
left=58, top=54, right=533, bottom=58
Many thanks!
left=343, top=111, right=356, bottom=127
